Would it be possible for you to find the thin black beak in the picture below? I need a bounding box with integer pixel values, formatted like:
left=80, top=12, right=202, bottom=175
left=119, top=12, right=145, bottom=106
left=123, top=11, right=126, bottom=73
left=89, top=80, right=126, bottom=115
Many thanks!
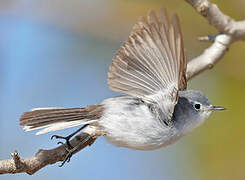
left=210, top=106, right=226, bottom=111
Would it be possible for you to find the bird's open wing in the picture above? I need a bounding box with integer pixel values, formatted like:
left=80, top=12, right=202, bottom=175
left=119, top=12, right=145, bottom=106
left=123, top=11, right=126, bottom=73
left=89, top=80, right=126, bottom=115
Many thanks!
left=108, top=9, right=187, bottom=122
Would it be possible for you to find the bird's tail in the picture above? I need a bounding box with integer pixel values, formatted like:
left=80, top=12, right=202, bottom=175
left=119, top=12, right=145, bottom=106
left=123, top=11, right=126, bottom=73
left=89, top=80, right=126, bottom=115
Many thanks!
left=19, top=105, right=103, bottom=135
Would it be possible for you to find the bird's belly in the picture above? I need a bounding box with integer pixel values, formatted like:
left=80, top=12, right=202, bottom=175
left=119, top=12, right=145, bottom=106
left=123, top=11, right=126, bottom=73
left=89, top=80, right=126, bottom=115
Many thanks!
left=100, top=112, right=179, bottom=150
left=104, top=131, right=181, bottom=150
left=99, top=96, right=183, bottom=150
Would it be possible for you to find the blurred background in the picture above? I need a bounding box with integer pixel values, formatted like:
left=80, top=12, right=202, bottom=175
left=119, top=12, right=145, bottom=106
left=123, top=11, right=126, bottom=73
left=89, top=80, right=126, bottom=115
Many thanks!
left=0, top=0, right=245, bottom=179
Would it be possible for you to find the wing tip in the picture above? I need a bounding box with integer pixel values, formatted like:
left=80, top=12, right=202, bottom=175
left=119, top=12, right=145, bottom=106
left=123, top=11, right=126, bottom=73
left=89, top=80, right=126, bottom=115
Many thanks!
left=108, top=8, right=187, bottom=95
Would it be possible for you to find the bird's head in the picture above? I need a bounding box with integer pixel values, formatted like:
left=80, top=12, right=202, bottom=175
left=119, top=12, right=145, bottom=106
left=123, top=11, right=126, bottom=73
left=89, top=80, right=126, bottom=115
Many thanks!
left=175, top=90, right=225, bottom=134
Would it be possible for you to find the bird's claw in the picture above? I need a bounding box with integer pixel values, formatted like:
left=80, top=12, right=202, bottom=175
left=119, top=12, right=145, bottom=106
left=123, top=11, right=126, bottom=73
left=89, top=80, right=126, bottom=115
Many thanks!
left=51, top=134, right=73, bottom=149
left=57, top=141, right=65, bottom=145
left=51, top=136, right=75, bottom=167
left=51, top=135, right=62, bottom=140
left=59, top=148, right=74, bottom=167
left=50, top=125, right=89, bottom=167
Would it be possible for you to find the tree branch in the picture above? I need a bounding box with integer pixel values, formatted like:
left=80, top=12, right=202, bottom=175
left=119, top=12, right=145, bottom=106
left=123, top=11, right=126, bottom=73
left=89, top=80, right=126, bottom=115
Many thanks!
left=1, top=0, right=245, bottom=176
left=0, top=133, right=96, bottom=175
left=185, top=0, right=245, bottom=80
left=187, top=34, right=232, bottom=79
left=185, top=0, right=245, bottom=40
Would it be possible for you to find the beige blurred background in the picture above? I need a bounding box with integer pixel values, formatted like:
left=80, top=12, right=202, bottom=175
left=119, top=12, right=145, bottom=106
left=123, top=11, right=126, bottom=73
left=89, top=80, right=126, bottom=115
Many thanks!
left=0, top=0, right=245, bottom=180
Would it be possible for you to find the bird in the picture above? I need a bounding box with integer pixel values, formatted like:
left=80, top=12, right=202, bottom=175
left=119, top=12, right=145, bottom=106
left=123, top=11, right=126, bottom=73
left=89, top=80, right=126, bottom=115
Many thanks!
left=19, top=8, right=225, bottom=166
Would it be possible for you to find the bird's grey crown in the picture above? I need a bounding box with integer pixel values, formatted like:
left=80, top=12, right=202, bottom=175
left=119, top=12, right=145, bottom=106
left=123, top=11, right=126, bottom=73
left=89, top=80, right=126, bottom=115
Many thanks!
left=178, top=90, right=211, bottom=106
left=171, top=90, right=212, bottom=136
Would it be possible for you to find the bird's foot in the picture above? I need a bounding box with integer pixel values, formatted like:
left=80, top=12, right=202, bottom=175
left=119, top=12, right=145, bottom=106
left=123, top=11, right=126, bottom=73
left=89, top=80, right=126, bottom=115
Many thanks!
left=50, top=125, right=90, bottom=167
left=57, top=141, right=75, bottom=167
left=51, top=134, right=73, bottom=149
left=50, top=125, right=89, bottom=149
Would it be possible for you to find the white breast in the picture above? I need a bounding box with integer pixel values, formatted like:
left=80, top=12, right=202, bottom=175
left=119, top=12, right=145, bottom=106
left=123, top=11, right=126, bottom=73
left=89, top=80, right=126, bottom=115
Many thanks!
left=98, top=96, right=181, bottom=150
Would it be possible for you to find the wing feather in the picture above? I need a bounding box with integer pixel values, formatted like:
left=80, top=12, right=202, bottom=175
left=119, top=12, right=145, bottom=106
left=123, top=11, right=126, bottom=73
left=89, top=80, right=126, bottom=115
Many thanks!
left=108, top=9, right=187, bottom=123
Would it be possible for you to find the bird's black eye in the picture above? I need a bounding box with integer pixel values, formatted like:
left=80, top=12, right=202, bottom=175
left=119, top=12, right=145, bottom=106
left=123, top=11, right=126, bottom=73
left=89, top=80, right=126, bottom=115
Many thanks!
left=194, top=103, right=201, bottom=110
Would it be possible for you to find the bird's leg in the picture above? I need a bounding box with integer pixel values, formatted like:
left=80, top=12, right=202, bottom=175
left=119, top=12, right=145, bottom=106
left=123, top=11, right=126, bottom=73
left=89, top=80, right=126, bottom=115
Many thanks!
left=51, top=124, right=88, bottom=149
left=59, top=134, right=92, bottom=167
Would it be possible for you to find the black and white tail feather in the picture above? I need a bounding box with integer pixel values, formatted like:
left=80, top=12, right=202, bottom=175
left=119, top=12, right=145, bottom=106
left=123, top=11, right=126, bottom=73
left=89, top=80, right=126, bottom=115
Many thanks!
left=20, top=105, right=103, bottom=135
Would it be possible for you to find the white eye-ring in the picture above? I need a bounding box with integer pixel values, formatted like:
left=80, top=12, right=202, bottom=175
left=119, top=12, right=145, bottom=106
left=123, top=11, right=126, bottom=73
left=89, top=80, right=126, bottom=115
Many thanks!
left=194, top=103, right=201, bottom=110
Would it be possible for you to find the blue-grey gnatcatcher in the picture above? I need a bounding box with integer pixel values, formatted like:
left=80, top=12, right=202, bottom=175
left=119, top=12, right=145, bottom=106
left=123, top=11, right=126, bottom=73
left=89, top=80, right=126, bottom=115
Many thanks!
left=19, top=9, right=225, bottom=166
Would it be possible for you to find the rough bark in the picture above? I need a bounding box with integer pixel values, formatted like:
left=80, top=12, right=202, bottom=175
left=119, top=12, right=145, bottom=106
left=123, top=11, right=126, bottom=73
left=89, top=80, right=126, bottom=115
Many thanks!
left=0, top=134, right=96, bottom=175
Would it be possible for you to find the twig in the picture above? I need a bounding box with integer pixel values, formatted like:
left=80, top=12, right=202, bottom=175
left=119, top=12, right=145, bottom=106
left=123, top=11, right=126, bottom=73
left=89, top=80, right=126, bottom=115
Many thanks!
left=185, top=0, right=245, bottom=40
left=0, top=134, right=96, bottom=175
left=185, top=0, right=245, bottom=80
left=187, top=34, right=232, bottom=79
